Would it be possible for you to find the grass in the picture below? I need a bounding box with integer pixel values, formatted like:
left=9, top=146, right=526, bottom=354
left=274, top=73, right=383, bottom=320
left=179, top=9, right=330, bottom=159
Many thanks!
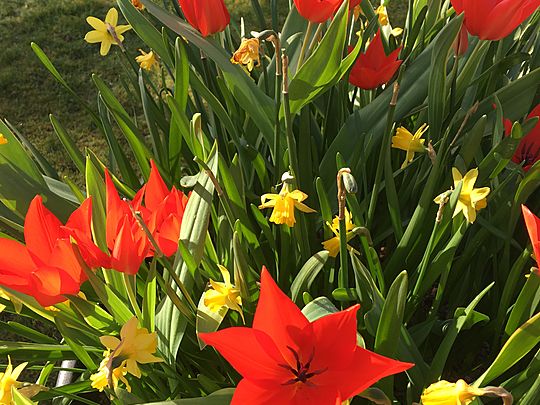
left=0, top=0, right=406, bottom=181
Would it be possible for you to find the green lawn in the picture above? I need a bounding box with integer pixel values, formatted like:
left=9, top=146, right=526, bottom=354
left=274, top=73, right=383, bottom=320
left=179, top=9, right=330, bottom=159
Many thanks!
left=0, top=0, right=405, bottom=180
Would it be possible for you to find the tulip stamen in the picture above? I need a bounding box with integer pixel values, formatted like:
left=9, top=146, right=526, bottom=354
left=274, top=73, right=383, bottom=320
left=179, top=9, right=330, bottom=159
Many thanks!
left=278, top=346, right=328, bottom=386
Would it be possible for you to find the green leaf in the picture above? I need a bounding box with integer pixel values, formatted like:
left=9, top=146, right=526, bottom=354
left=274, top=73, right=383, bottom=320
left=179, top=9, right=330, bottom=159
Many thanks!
left=374, top=271, right=408, bottom=396
left=155, top=143, right=218, bottom=362
left=142, top=388, right=234, bottom=404
left=477, top=311, right=540, bottom=386
left=287, top=0, right=356, bottom=115
left=49, top=115, right=85, bottom=174
left=196, top=295, right=227, bottom=350
left=290, top=251, right=329, bottom=304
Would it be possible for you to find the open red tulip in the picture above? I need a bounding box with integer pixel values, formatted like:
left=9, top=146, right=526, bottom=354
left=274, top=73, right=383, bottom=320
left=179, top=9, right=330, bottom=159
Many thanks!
left=177, top=0, right=230, bottom=37
left=0, top=196, right=95, bottom=306
left=451, top=0, right=540, bottom=40
left=349, top=29, right=402, bottom=90
left=522, top=205, right=540, bottom=271
left=200, top=267, right=413, bottom=404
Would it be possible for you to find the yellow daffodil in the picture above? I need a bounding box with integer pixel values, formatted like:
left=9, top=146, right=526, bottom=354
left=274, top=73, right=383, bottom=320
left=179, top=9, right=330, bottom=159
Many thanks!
left=131, top=0, right=145, bottom=10
left=421, top=379, right=512, bottom=405
left=231, top=38, right=261, bottom=72
left=259, top=172, right=316, bottom=227
left=135, top=49, right=159, bottom=71
left=99, top=317, right=163, bottom=379
left=435, top=168, right=490, bottom=224
left=375, top=5, right=389, bottom=25
left=322, top=210, right=356, bottom=257
left=84, top=8, right=131, bottom=56
left=90, top=350, right=130, bottom=392
left=391, top=124, right=428, bottom=169
left=0, top=134, right=7, bottom=145
left=204, top=265, right=243, bottom=320
left=0, top=357, right=28, bottom=404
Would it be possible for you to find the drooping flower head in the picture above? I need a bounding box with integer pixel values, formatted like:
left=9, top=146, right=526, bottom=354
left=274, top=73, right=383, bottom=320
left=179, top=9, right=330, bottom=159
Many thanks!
left=84, top=8, right=132, bottom=56
left=522, top=205, right=540, bottom=272
left=0, top=357, right=27, bottom=404
left=200, top=267, right=413, bottom=404
left=259, top=172, right=316, bottom=227
left=231, top=38, right=261, bottom=72
left=135, top=49, right=159, bottom=71
left=421, top=379, right=512, bottom=405
left=391, top=124, right=428, bottom=169
left=131, top=0, right=145, bottom=10
left=203, top=265, right=243, bottom=319
left=450, top=0, right=540, bottom=41
left=349, top=29, right=403, bottom=90
left=322, top=209, right=356, bottom=257
left=177, top=0, right=230, bottom=37
left=90, top=350, right=130, bottom=392
left=0, top=196, right=101, bottom=306
left=434, top=168, right=490, bottom=224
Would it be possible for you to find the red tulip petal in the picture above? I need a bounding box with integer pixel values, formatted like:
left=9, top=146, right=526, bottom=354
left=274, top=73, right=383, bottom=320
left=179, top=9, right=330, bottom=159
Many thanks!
left=105, top=170, right=130, bottom=250
left=47, top=239, right=87, bottom=285
left=294, top=0, right=340, bottom=23
left=450, top=0, right=464, bottom=13
left=200, top=327, right=288, bottom=382
left=24, top=195, right=62, bottom=263
left=231, top=379, right=296, bottom=405
left=522, top=205, right=540, bottom=268
left=331, top=347, right=413, bottom=400
left=110, top=216, right=146, bottom=275
left=252, top=267, right=309, bottom=357
left=32, top=266, right=80, bottom=306
left=156, top=214, right=181, bottom=257
left=145, top=160, right=170, bottom=211
left=309, top=305, right=359, bottom=372
left=65, top=198, right=92, bottom=236
left=0, top=239, right=35, bottom=275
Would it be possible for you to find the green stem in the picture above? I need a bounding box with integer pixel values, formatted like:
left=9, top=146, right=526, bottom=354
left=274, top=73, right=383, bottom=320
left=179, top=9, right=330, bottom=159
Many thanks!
left=297, top=21, right=314, bottom=69
left=338, top=217, right=349, bottom=289
left=367, top=82, right=400, bottom=229
left=123, top=273, right=143, bottom=320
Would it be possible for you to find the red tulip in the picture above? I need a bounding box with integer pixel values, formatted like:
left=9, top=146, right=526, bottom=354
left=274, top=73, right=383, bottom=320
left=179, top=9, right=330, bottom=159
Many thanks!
left=522, top=205, right=540, bottom=271
left=200, top=267, right=413, bottom=404
left=452, top=23, right=469, bottom=56
left=451, top=0, right=540, bottom=40
left=177, top=0, right=230, bottom=37
left=135, top=160, right=189, bottom=257
left=104, top=171, right=151, bottom=275
left=349, top=29, right=402, bottom=90
left=293, top=0, right=343, bottom=23
left=0, top=196, right=95, bottom=306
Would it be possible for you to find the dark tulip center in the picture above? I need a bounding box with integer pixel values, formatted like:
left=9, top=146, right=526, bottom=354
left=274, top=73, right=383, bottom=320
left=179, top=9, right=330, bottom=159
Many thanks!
left=278, top=346, right=327, bottom=386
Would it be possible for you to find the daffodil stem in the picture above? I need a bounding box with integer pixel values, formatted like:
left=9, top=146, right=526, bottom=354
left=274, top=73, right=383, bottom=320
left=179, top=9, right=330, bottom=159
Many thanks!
left=297, top=22, right=314, bottom=69
left=281, top=51, right=300, bottom=182
left=266, top=34, right=282, bottom=182
left=337, top=169, right=350, bottom=292
left=367, top=82, right=400, bottom=231
left=123, top=273, right=143, bottom=321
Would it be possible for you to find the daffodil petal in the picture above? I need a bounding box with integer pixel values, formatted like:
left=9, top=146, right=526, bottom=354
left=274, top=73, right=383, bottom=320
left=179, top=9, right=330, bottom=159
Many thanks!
left=105, top=8, right=118, bottom=26
left=86, top=16, right=106, bottom=31
left=85, top=30, right=107, bottom=43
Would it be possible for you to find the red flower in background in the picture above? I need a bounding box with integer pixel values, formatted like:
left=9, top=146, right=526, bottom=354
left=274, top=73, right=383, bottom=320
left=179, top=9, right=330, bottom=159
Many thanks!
left=349, top=29, right=402, bottom=90
left=522, top=205, right=540, bottom=271
left=450, top=0, right=540, bottom=41
left=177, top=0, right=230, bottom=37
left=293, top=0, right=343, bottom=23
left=505, top=104, right=540, bottom=171
left=0, top=196, right=95, bottom=306
left=134, top=160, right=189, bottom=257
left=200, top=267, right=412, bottom=404
left=102, top=161, right=189, bottom=274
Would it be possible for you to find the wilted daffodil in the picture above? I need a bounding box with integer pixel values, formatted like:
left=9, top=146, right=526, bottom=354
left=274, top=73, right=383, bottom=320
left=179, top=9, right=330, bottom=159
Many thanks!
left=0, top=357, right=28, bottom=403
left=259, top=172, right=316, bottom=227
left=391, top=124, right=428, bottom=169
left=0, top=134, right=7, bottom=145
left=90, top=350, right=130, bottom=392
left=84, top=8, right=131, bottom=56
left=91, top=317, right=162, bottom=391
left=322, top=209, right=356, bottom=257
left=231, top=38, right=260, bottom=72
left=136, top=49, right=159, bottom=71
left=204, top=265, right=243, bottom=319
left=434, top=168, right=490, bottom=224
left=421, top=379, right=512, bottom=405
